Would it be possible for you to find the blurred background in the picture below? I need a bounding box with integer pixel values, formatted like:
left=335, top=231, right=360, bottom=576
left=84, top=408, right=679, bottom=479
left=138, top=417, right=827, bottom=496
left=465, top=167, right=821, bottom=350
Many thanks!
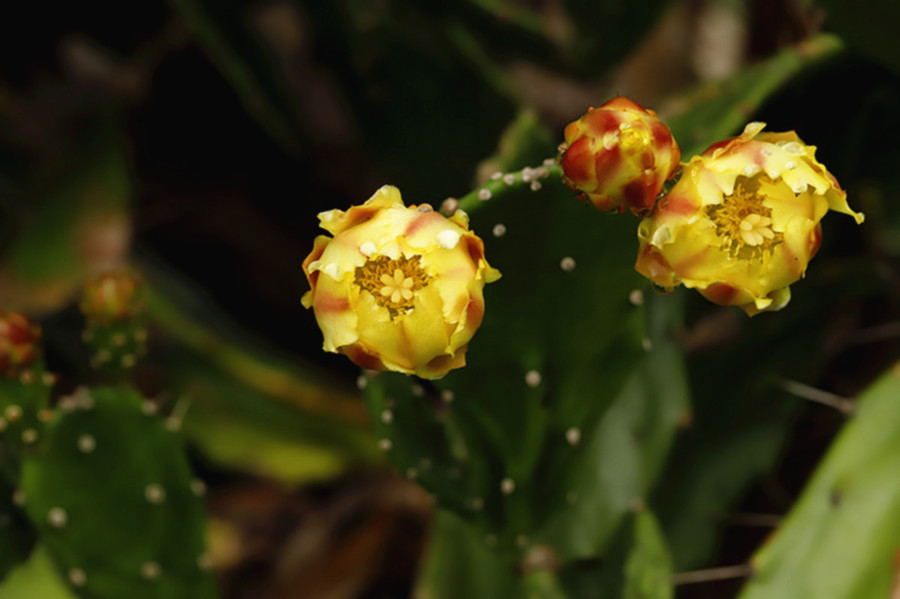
left=1, top=0, right=899, bottom=597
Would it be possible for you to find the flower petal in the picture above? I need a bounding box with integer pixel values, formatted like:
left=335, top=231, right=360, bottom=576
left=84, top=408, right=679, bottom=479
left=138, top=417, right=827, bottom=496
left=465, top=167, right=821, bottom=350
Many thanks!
left=634, top=123, right=863, bottom=315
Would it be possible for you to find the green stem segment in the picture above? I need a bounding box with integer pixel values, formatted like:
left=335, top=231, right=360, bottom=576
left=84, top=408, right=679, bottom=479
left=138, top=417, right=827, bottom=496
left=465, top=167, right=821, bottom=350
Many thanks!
left=455, top=162, right=562, bottom=214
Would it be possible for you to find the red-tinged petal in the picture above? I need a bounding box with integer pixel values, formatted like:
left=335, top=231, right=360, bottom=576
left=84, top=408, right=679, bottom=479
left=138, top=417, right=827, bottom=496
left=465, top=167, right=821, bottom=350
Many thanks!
left=302, top=185, right=499, bottom=379
left=560, top=136, right=595, bottom=185
left=341, top=342, right=387, bottom=371
left=561, top=97, right=680, bottom=215
left=635, top=122, right=863, bottom=315
left=0, top=311, right=42, bottom=375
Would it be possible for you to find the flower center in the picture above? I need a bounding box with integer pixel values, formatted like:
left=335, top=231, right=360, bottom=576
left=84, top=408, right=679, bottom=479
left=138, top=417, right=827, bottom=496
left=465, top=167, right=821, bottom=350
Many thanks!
left=354, top=255, right=429, bottom=316
left=704, top=175, right=782, bottom=259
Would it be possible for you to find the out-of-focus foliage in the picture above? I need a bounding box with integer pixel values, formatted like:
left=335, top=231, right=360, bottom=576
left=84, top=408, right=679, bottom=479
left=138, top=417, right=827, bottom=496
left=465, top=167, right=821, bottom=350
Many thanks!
left=21, top=387, right=216, bottom=599
left=664, top=35, right=843, bottom=157
left=739, top=366, right=900, bottom=598
left=0, top=141, right=131, bottom=315
left=819, top=0, right=900, bottom=75
left=0, top=477, right=36, bottom=581
left=0, top=546, right=76, bottom=599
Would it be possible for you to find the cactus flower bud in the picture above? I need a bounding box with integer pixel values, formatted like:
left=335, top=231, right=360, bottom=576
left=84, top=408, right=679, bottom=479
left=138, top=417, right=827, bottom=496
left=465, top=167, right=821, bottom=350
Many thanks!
left=635, top=122, right=864, bottom=316
left=80, top=272, right=144, bottom=324
left=302, top=185, right=501, bottom=379
left=0, top=311, right=41, bottom=376
left=560, top=97, right=681, bottom=216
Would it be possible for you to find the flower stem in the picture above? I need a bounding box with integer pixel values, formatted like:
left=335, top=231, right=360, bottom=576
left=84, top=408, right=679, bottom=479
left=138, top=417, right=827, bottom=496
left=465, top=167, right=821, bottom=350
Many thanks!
left=449, top=161, right=562, bottom=215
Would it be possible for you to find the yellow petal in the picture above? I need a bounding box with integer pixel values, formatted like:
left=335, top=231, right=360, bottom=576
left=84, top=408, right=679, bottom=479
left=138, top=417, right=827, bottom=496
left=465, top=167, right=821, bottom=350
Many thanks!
left=634, top=123, right=862, bottom=316
left=317, top=185, right=403, bottom=236
left=303, top=186, right=499, bottom=377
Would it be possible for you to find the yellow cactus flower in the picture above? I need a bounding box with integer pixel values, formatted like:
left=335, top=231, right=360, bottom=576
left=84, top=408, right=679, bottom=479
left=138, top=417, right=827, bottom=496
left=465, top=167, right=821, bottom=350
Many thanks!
left=301, top=185, right=501, bottom=379
left=635, top=122, right=864, bottom=316
left=560, top=96, right=681, bottom=216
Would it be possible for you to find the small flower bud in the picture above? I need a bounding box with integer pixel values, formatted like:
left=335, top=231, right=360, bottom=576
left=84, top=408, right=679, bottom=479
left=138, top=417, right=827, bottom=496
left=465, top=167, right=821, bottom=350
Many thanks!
left=560, top=97, right=681, bottom=216
left=0, top=311, right=41, bottom=376
left=80, top=272, right=144, bottom=324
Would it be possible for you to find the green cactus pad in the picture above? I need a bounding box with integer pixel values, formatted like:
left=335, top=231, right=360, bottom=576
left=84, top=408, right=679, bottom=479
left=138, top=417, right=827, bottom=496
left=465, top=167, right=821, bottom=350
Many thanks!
left=19, top=386, right=217, bottom=599
left=0, top=476, right=37, bottom=581
left=0, top=367, right=54, bottom=483
left=623, top=510, right=673, bottom=599
left=364, top=175, right=690, bottom=561
left=81, top=321, right=147, bottom=375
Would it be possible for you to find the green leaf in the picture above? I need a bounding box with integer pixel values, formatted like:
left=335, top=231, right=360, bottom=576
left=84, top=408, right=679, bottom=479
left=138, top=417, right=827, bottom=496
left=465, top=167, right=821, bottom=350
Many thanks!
left=664, top=34, right=844, bottom=158
left=364, top=174, right=688, bottom=563
left=414, top=509, right=525, bottom=599
left=819, top=0, right=900, bottom=76
left=655, top=416, right=789, bottom=570
left=138, top=263, right=379, bottom=483
left=536, top=293, right=689, bottom=559
left=737, top=366, right=900, bottom=599
left=0, top=546, right=77, bottom=599
left=556, top=509, right=672, bottom=599
left=561, top=0, right=674, bottom=74
left=140, top=262, right=368, bottom=426
left=655, top=253, right=881, bottom=571
left=1, top=141, right=131, bottom=313
left=20, top=387, right=217, bottom=599
left=177, top=355, right=380, bottom=483
left=623, top=511, right=672, bottom=599
left=0, top=477, right=36, bottom=582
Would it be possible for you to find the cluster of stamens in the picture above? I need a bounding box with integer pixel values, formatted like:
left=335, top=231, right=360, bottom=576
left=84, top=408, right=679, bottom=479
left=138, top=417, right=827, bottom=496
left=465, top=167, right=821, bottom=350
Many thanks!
left=354, top=255, right=429, bottom=317
left=704, top=175, right=782, bottom=259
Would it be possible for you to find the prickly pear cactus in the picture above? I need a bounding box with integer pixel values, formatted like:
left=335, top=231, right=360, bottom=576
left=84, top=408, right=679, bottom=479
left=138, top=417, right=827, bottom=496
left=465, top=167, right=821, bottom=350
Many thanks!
left=0, top=312, right=55, bottom=483
left=0, top=373, right=55, bottom=480
left=0, top=475, right=36, bottom=581
left=79, top=273, right=148, bottom=374
left=356, top=38, right=844, bottom=594
left=19, top=386, right=216, bottom=599
left=362, top=172, right=690, bottom=565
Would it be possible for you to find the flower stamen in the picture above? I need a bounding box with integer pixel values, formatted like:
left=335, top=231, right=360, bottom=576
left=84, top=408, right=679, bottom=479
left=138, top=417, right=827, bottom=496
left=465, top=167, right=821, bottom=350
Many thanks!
left=380, top=269, right=415, bottom=303
left=355, top=255, right=429, bottom=316
left=739, top=214, right=775, bottom=246
left=704, top=175, right=783, bottom=259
